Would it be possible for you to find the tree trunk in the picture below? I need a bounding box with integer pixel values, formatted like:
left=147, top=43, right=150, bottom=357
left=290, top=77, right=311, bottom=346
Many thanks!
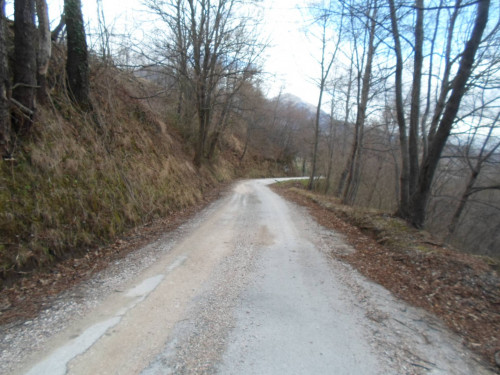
left=239, top=125, right=250, bottom=162
left=51, top=14, right=65, bottom=42
left=342, top=2, right=377, bottom=205
left=207, top=130, right=220, bottom=160
left=388, top=0, right=410, bottom=217
left=324, top=154, right=333, bottom=194
left=408, top=0, right=423, bottom=196
left=0, top=0, right=11, bottom=157
left=335, top=63, right=354, bottom=197
left=420, top=0, right=443, bottom=161
left=324, top=113, right=337, bottom=194
left=308, top=10, right=342, bottom=191
left=64, top=0, right=90, bottom=108
left=408, top=0, right=490, bottom=228
left=207, top=91, right=234, bottom=160
left=308, top=81, right=325, bottom=191
left=193, top=112, right=205, bottom=167
left=13, top=0, right=37, bottom=135
left=366, top=158, right=383, bottom=207
left=35, top=0, right=51, bottom=104
left=427, top=0, right=461, bottom=145
left=194, top=92, right=210, bottom=167
left=344, top=136, right=363, bottom=205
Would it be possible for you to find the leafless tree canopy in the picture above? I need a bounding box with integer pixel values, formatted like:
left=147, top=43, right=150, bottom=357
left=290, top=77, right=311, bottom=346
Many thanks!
left=302, top=0, right=500, bottom=257
left=143, top=0, right=266, bottom=166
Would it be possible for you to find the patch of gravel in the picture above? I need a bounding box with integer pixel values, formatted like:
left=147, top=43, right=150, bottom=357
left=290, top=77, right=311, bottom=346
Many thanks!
left=0, top=198, right=225, bottom=375
left=141, top=209, right=261, bottom=374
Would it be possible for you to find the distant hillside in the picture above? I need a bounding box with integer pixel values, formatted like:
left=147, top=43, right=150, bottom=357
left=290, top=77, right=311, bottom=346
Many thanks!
left=280, top=93, right=337, bottom=132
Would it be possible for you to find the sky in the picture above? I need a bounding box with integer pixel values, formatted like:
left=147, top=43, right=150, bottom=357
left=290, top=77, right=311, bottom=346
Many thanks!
left=259, top=0, right=321, bottom=104
left=5, top=0, right=322, bottom=106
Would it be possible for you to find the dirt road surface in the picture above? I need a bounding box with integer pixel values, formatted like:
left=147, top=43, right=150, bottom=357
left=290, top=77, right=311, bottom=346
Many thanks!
left=1, top=179, right=496, bottom=374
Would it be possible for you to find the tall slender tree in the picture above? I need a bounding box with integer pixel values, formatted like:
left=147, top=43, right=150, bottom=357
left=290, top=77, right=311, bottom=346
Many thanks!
left=13, top=0, right=37, bottom=134
left=388, top=0, right=410, bottom=216
left=35, top=0, right=51, bottom=103
left=408, top=0, right=423, bottom=197
left=0, top=0, right=10, bottom=157
left=408, top=0, right=490, bottom=227
left=307, top=4, right=343, bottom=190
left=65, top=0, right=90, bottom=108
left=341, top=0, right=378, bottom=205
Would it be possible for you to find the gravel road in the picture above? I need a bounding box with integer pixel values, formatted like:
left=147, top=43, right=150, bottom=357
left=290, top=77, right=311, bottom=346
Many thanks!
left=1, top=179, right=496, bottom=375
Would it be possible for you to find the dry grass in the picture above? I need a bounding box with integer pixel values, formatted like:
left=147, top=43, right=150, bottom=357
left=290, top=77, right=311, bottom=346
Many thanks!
left=0, top=59, right=252, bottom=286
left=0, top=52, right=288, bottom=288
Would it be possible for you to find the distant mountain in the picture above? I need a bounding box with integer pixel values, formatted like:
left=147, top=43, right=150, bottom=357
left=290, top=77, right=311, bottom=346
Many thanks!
left=280, top=93, right=317, bottom=113
left=278, top=93, right=338, bottom=132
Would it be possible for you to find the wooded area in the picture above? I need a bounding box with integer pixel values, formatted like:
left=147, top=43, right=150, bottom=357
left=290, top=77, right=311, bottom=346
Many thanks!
left=0, top=0, right=498, bottom=262
left=303, top=0, right=499, bottom=258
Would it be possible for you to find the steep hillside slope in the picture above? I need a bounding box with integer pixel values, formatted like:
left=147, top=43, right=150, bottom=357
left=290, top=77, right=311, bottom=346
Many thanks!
left=0, top=61, right=285, bottom=287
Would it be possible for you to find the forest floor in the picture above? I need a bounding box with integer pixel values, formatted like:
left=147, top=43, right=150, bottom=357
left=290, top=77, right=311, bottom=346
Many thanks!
left=271, top=181, right=500, bottom=369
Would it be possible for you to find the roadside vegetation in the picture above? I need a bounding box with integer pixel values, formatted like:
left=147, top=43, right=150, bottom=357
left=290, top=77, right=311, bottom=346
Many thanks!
left=0, top=1, right=297, bottom=287
left=2, top=0, right=497, bottom=281
left=0, top=57, right=294, bottom=286
left=301, top=0, right=500, bottom=261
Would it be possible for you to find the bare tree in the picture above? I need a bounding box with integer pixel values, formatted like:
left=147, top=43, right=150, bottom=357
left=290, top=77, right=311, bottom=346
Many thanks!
left=13, top=0, right=37, bottom=134
left=146, top=0, right=264, bottom=167
left=35, top=0, right=51, bottom=103
left=335, top=62, right=354, bottom=197
left=65, top=0, right=90, bottom=108
left=324, top=92, right=340, bottom=193
left=408, top=0, right=423, bottom=198
left=0, top=0, right=10, bottom=158
left=387, top=0, right=410, bottom=216
left=341, top=0, right=379, bottom=205
left=387, top=0, right=493, bottom=227
left=447, top=113, right=500, bottom=237
left=420, top=0, right=443, bottom=161
left=307, top=3, right=344, bottom=190
left=301, top=0, right=498, bottom=255
left=408, top=0, right=491, bottom=227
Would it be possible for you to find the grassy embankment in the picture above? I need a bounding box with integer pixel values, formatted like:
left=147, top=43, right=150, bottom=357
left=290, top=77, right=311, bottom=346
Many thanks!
left=0, top=61, right=284, bottom=287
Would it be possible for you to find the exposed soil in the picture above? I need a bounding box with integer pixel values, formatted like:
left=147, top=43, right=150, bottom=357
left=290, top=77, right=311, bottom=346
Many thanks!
left=272, top=182, right=500, bottom=370
left=0, top=183, right=230, bottom=327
